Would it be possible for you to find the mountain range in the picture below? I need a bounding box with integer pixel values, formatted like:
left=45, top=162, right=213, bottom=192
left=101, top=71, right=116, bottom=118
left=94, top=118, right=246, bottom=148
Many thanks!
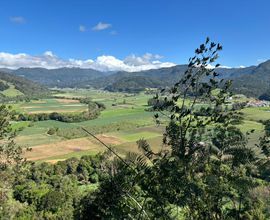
left=0, top=71, right=49, bottom=98
left=2, top=60, right=270, bottom=99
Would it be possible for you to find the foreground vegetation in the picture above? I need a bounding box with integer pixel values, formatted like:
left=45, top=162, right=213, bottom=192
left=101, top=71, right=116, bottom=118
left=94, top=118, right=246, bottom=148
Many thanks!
left=1, top=39, right=270, bottom=219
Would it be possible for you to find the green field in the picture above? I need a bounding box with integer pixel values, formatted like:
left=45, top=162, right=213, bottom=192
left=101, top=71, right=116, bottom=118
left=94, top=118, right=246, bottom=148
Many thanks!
left=1, top=83, right=24, bottom=97
left=9, top=88, right=269, bottom=163
left=10, top=90, right=158, bottom=162
left=241, top=107, right=270, bottom=122
left=12, top=98, right=88, bottom=114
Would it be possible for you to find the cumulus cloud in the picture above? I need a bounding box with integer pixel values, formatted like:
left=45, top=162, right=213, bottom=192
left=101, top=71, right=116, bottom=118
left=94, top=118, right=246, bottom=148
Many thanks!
left=124, top=53, right=163, bottom=66
left=79, top=25, right=86, bottom=32
left=0, top=51, right=176, bottom=72
left=10, top=16, right=26, bottom=24
left=92, top=22, right=112, bottom=31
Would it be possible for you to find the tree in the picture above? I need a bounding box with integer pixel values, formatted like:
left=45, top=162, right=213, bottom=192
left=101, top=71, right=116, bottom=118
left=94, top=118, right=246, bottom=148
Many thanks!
left=0, top=105, right=29, bottom=218
left=79, top=38, right=270, bottom=219
left=136, top=38, right=268, bottom=219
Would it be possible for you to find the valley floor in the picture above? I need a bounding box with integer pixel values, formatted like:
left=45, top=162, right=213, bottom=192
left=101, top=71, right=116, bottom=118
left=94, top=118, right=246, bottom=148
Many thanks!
left=9, top=89, right=268, bottom=163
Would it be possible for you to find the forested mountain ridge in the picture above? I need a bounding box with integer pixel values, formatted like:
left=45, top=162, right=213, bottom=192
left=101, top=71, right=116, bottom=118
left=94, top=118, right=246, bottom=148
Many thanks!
left=0, top=71, right=49, bottom=98
left=11, top=67, right=112, bottom=88
left=93, top=61, right=270, bottom=97
left=3, top=59, right=270, bottom=98
left=232, top=60, right=270, bottom=98
left=81, top=64, right=262, bottom=95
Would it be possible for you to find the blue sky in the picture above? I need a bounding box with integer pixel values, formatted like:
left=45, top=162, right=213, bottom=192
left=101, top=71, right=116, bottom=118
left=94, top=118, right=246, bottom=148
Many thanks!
left=0, top=0, right=269, bottom=70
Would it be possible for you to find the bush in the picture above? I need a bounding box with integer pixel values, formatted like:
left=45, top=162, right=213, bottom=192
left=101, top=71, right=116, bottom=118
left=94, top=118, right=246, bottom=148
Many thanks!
left=47, top=127, right=58, bottom=135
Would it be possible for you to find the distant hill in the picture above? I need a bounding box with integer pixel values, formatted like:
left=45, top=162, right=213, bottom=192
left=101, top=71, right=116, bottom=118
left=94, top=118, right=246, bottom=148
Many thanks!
left=78, top=65, right=259, bottom=94
left=10, top=67, right=112, bottom=87
left=105, top=76, right=165, bottom=93
left=232, top=60, right=270, bottom=98
left=77, top=65, right=189, bottom=89
left=0, top=71, right=48, bottom=98
left=4, top=60, right=270, bottom=99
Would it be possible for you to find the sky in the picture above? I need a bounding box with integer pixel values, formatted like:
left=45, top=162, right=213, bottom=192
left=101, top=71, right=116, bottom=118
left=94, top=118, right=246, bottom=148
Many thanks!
left=0, top=0, right=269, bottom=71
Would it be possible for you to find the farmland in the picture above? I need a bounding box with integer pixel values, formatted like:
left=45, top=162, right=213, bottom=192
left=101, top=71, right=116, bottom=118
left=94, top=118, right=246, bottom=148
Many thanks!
left=9, top=89, right=162, bottom=162
left=12, top=98, right=88, bottom=114
left=8, top=88, right=269, bottom=163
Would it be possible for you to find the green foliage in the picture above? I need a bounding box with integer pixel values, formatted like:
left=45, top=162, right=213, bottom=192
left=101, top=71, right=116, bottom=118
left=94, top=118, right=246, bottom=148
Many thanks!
left=2, top=40, right=270, bottom=220
left=47, top=127, right=58, bottom=135
left=232, top=60, right=270, bottom=98
left=77, top=39, right=270, bottom=219
left=0, top=71, right=49, bottom=99
left=18, top=109, right=102, bottom=123
left=105, top=76, right=164, bottom=93
left=0, top=81, right=9, bottom=91
left=16, top=99, right=105, bottom=123
left=0, top=105, right=29, bottom=219
left=12, top=67, right=109, bottom=88
left=0, top=151, right=106, bottom=219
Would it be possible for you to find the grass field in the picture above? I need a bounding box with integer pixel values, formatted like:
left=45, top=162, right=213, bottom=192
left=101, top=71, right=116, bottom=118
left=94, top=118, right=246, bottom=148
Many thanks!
left=9, top=88, right=268, bottom=163
left=10, top=90, right=156, bottom=161
left=14, top=98, right=88, bottom=114
left=241, top=107, right=270, bottom=122
left=1, top=84, right=24, bottom=97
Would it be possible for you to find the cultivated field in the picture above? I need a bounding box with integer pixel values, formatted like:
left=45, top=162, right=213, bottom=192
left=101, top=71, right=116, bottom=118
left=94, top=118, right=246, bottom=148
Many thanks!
left=10, top=89, right=161, bottom=162
left=9, top=89, right=270, bottom=163
left=13, top=98, right=88, bottom=114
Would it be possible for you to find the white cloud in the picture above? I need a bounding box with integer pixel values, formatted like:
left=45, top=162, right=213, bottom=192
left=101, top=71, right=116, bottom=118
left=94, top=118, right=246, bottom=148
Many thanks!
left=0, top=51, right=176, bottom=72
left=10, top=16, right=26, bottom=24
left=257, top=59, right=266, bottom=64
left=43, top=51, right=54, bottom=57
left=79, top=25, right=86, bottom=32
left=92, top=22, right=112, bottom=31
left=219, top=65, right=232, bottom=69
left=124, top=53, right=163, bottom=66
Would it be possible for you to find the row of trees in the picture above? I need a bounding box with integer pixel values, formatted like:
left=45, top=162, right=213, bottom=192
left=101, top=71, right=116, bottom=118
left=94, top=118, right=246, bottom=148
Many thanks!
left=16, top=100, right=105, bottom=123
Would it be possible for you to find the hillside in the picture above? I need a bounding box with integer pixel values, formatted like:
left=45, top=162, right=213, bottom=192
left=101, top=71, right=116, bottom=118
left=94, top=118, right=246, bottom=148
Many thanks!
left=11, top=67, right=112, bottom=87
left=87, top=63, right=269, bottom=97
left=0, top=71, right=49, bottom=98
left=232, top=60, right=270, bottom=98
left=105, top=75, right=165, bottom=92
left=77, top=65, right=189, bottom=89
left=78, top=64, right=258, bottom=93
left=4, top=60, right=270, bottom=98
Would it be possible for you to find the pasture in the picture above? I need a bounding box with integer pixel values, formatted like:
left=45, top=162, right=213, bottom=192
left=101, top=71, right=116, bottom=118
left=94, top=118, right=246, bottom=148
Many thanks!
left=10, top=88, right=269, bottom=163
left=13, top=98, right=88, bottom=114
left=1, top=83, right=23, bottom=97
left=11, top=89, right=157, bottom=161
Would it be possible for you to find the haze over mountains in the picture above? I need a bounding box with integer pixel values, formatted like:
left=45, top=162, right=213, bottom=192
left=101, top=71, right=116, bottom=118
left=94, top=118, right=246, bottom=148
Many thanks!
left=1, top=59, right=270, bottom=99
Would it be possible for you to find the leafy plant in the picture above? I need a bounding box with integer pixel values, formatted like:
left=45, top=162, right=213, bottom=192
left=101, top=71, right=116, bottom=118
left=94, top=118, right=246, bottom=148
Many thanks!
left=79, top=38, right=270, bottom=219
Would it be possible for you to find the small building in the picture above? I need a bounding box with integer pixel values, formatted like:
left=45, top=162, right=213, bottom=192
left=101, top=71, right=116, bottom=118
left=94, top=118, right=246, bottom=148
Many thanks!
left=246, top=100, right=270, bottom=107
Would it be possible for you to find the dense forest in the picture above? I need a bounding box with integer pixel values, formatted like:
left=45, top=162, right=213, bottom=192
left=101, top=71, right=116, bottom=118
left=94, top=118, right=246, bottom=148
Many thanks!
left=1, top=39, right=270, bottom=219
left=0, top=71, right=49, bottom=102
left=0, top=81, right=9, bottom=91
left=11, top=67, right=112, bottom=88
